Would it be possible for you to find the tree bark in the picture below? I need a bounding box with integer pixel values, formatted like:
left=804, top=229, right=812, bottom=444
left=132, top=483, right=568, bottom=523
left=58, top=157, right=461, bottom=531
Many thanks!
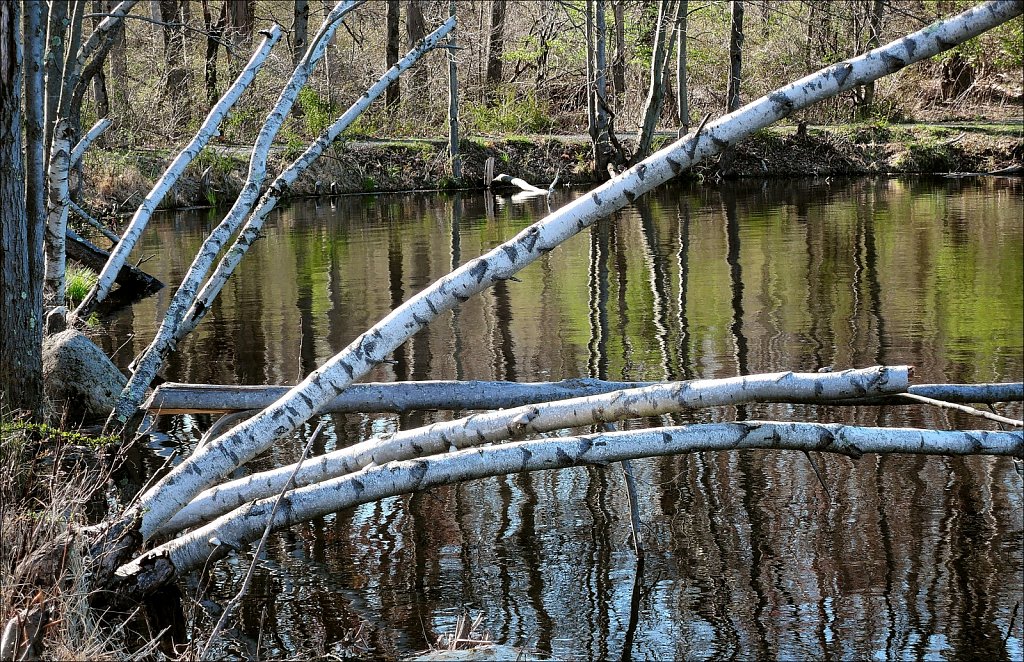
left=89, top=0, right=110, bottom=118
left=634, top=0, right=682, bottom=164
left=676, top=0, right=688, bottom=136
left=446, top=0, right=461, bottom=179
left=115, top=0, right=1024, bottom=546
left=1, top=0, right=43, bottom=417
left=160, top=367, right=910, bottom=534
left=225, top=0, right=254, bottom=78
left=384, top=0, right=400, bottom=109
left=73, top=25, right=282, bottom=318
left=125, top=422, right=1023, bottom=589
left=22, top=0, right=46, bottom=388
left=158, top=0, right=189, bottom=123
left=144, top=378, right=1023, bottom=415
left=292, top=0, right=309, bottom=66
left=201, top=0, right=226, bottom=105
left=107, top=0, right=129, bottom=118
left=611, top=0, right=625, bottom=100
left=43, top=120, right=73, bottom=307
left=405, top=0, right=427, bottom=92
left=43, top=0, right=68, bottom=159
left=727, top=0, right=744, bottom=112
left=110, top=2, right=364, bottom=426
left=858, top=0, right=885, bottom=118
left=485, top=0, right=505, bottom=89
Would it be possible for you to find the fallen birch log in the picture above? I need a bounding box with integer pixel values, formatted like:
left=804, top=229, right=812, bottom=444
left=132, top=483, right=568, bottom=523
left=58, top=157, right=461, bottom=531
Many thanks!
left=72, top=25, right=283, bottom=317
left=112, top=0, right=1024, bottom=545
left=69, top=200, right=121, bottom=246
left=120, top=422, right=1024, bottom=592
left=143, top=379, right=1024, bottom=415
left=157, top=366, right=911, bottom=535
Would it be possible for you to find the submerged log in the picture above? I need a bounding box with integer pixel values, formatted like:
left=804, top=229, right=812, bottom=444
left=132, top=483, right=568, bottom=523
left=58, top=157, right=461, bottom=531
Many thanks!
left=121, top=422, right=1024, bottom=593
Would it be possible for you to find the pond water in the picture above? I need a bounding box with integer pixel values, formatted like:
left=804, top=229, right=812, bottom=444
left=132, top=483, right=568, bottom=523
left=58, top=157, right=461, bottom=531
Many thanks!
left=102, top=176, right=1024, bottom=660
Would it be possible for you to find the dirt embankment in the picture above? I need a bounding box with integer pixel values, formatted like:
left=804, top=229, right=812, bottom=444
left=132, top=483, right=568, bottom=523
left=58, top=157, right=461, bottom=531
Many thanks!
left=79, top=123, right=1022, bottom=214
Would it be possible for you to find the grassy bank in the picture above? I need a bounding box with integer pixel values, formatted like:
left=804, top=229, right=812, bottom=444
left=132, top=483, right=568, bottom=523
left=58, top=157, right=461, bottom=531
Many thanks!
left=78, top=123, right=1023, bottom=215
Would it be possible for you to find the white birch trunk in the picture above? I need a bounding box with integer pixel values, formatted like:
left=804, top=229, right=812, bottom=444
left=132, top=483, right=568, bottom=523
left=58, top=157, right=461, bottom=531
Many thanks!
left=144, top=379, right=1023, bottom=415
left=72, top=25, right=283, bottom=317
left=122, top=422, right=1024, bottom=589
left=159, top=366, right=909, bottom=534
left=491, top=173, right=547, bottom=195
left=173, top=16, right=455, bottom=343
left=69, top=200, right=121, bottom=245
left=124, top=0, right=1024, bottom=543
left=43, top=120, right=73, bottom=306
left=109, top=1, right=365, bottom=426
left=78, top=0, right=139, bottom=61
left=69, top=118, right=111, bottom=167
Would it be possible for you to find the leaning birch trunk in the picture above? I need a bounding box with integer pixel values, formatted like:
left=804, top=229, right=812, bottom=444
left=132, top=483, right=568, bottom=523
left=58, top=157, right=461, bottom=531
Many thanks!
left=109, top=1, right=364, bottom=427
left=118, top=0, right=1024, bottom=544
left=159, top=366, right=909, bottom=534
left=72, top=25, right=283, bottom=318
left=121, top=423, right=1024, bottom=590
left=172, top=17, right=456, bottom=344
left=43, top=120, right=73, bottom=306
left=68, top=118, right=111, bottom=167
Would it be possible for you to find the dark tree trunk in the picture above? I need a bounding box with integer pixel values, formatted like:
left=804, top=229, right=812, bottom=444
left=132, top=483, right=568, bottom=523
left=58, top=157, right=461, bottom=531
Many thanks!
left=1, top=0, right=44, bottom=417
left=727, top=0, right=743, bottom=113
left=159, top=0, right=190, bottom=125
left=90, top=0, right=110, bottom=119
left=385, top=0, right=400, bottom=109
left=858, top=0, right=885, bottom=118
left=677, top=0, right=688, bottom=135
left=611, top=0, right=625, bottom=101
left=405, top=0, right=427, bottom=91
left=292, top=0, right=309, bottom=66
left=226, top=0, right=254, bottom=73
left=24, top=0, right=46, bottom=337
left=108, top=0, right=128, bottom=118
left=485, top=0, right=506, bottom=89
left=201, top=0, right=226, bottom=105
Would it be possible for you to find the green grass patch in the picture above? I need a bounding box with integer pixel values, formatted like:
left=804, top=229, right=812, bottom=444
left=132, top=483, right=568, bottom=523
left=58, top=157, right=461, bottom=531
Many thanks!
left=65, top=265, right=98, bottom=306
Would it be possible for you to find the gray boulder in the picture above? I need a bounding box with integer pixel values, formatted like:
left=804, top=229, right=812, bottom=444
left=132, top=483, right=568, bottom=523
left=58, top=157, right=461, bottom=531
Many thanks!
left=42, top=329, right=126, bottom=422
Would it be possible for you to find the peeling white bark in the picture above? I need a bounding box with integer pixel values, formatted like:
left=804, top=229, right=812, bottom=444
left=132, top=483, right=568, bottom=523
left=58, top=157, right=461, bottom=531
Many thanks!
left=111, top=1, right=365, bottom=426
left=73, top=25, right=283, bottom=317
left=126, top=0, right=1024, bottom=542
left=43, top=120, right=73, bottom=306
left=174, top=16, right=455, bottom=342
left=123, top=422, right=1024, bottom=588
left=159, top=366, right=909, bottom=534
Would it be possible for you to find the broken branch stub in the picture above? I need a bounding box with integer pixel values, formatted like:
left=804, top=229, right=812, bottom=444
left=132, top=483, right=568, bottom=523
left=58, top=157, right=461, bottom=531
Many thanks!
left=125, top=0, right=1024, bottom=542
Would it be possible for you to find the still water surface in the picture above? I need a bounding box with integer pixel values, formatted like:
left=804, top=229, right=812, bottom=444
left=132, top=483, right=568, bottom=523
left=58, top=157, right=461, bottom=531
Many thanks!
left=103, top=177, right=1023, bottom=659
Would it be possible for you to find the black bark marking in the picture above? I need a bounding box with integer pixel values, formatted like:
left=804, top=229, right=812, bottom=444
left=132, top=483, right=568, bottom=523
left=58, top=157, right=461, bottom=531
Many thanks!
left=503, top=245, right=519, bottom=262
left=340, top=361, right=354, bottom=379
left=814, top=382, right=823, bottom=396
left=667, top=158, right=683, bottom=175
left=455, top=293, right=470, bottom=302
left=834, top=63, right=853, bottom=87
left=556, top=447, right=573, bottom=465
left=662, top=432, right=672, bottom=445
left=275, top=426, right=287, bottom=435
left=624, top=190, right=636, bottom=203
left=362, top=339, right=376, bottom=355
left=769, top=91, right=794, bottom=116
left=520, top=446, right=532, bottom=470
left=592, top=192, right=603, bottom=206
left=426, top=299, right=438, bottom=314
left=523, top=227, right=540, bottom=252
left=285, top=405, right=299, bottom=418
left=711, top=135, right=729, bottom=149
left=412, top=313, right=427, bottom=327
left=410, top=460, right=429, bottom=483
left=902, top=38, right=917, bottom=59
left=351, top=478, right=365, bottom=496
left=411, top=442, right=423, bottom=454
left=881, top=52, right=906, bottom=73
left=469, top=258, right=488, bottom=282
left=577, top=438, right=593, bottom=455
left=636, top=163, right=647, bottom=180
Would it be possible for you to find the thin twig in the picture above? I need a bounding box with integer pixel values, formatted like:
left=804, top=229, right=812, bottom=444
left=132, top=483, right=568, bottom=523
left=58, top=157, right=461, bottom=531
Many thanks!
left=200, top=421, right=326, bottom=660
left=686, top=112, right=712, bottom=159
left=899, top=393, right=1023, bottom=427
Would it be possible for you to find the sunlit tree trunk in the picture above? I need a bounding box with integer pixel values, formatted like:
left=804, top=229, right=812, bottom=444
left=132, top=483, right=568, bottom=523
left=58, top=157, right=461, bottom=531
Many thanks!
left=1, top=0, right=43, bottom=417
left=676, top=0, right=688, bottom=136
left=43, top=0, right=67, bottom=157
left=108, top=0, right=129, bottom=118
left=727, top=0, right=743, bottom=112
left=226, top=0, right=254, bottom=78
left=612, top=0, right=625, bottom=101
left=90, top=1, right=110, bottom=118
left=406, top=0, right=427, bottom=92
left=43, top=120, right=72, bottom=307
left=635, top=0, right=682, bottom=163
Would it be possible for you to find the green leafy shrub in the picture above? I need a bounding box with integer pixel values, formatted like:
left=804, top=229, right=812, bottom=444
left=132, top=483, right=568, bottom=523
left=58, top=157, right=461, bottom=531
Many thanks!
left=297, top=87, right=339, bottom=137
left=465, top=87, right=552, bottom=135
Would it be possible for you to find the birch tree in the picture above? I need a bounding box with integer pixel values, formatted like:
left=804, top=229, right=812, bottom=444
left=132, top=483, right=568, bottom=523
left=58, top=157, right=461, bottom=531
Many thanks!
left=73, top=25, right=283, bottom=317
left=159, top=366, right=910, bottom=534
left=102, top=0, right=1023, bottom=550
left=121, top=423, right=1023, bottom=590
left=110, top=15, right=455, bottom=425
left=43, top=120, right=72, bottom=306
